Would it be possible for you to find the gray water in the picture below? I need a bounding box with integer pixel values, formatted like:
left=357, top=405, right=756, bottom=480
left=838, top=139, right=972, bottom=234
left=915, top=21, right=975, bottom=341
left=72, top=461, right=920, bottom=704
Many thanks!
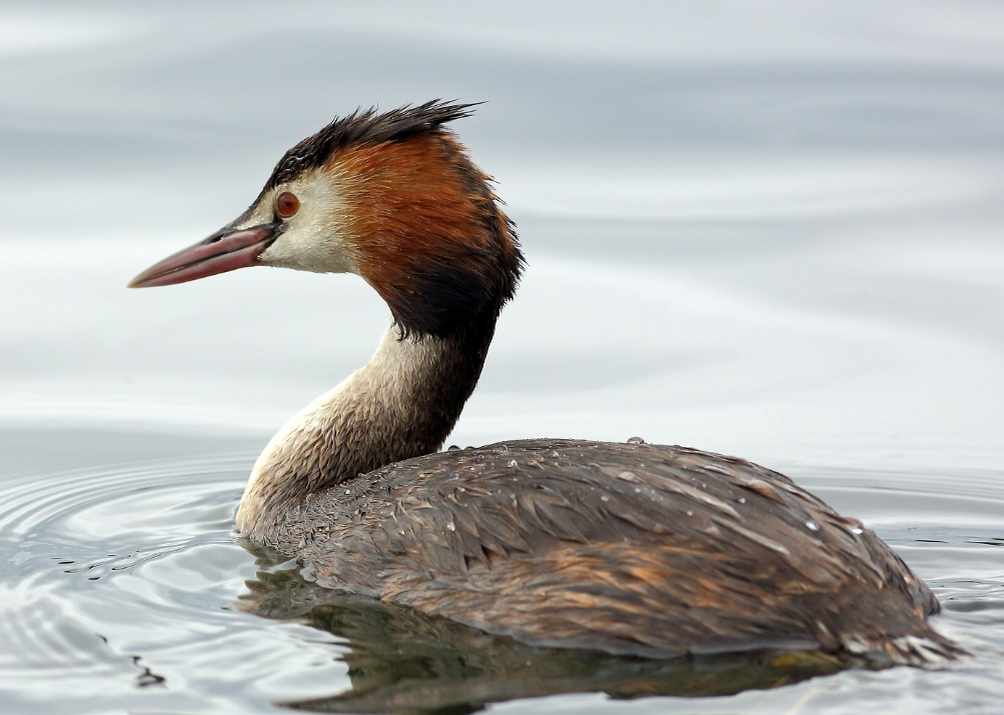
left=1, top=2, right=1003, bottom=713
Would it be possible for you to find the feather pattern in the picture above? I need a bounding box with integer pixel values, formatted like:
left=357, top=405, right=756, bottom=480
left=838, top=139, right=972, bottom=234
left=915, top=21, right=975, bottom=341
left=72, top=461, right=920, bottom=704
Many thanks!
left=260, top=439, right=962, bottom=663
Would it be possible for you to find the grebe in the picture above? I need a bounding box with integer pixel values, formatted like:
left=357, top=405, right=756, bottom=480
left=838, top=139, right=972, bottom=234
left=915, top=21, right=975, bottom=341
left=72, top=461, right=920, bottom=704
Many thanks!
left=130, top=101, right=958, bottom=664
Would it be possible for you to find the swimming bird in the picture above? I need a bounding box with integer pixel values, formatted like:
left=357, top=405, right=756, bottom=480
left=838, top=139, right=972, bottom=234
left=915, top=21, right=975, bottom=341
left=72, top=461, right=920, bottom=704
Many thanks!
left=130, top=101, right=958, bottom=664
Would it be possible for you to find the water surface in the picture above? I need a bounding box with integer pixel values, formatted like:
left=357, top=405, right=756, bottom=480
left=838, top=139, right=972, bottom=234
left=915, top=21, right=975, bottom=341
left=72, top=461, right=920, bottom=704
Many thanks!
left=1, top=429, right=1001, bottom=714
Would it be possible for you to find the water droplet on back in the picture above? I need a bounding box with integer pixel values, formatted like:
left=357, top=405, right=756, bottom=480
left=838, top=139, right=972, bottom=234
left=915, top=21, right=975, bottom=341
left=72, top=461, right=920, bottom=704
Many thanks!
left=627, top=436, right=646, bottom=444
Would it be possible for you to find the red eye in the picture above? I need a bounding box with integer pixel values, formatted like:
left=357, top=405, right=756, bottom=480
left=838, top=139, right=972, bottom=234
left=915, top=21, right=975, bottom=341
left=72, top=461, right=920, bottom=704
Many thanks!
left=276, top=191, right=299, bottom=218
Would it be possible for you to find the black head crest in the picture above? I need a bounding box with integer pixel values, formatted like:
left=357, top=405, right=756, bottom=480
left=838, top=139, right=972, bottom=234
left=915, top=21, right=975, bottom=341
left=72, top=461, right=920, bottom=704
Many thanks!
left=265, top=100, right=481, bottom=190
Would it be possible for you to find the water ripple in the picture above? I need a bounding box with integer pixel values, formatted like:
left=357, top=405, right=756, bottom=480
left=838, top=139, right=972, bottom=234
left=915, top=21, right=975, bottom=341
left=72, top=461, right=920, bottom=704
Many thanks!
left=0, top=434, right=1002, bottom=714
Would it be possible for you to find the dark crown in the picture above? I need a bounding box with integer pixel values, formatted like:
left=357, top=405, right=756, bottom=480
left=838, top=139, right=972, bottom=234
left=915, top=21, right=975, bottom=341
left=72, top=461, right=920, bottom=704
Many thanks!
left=264, top=100, right=480, bottom=191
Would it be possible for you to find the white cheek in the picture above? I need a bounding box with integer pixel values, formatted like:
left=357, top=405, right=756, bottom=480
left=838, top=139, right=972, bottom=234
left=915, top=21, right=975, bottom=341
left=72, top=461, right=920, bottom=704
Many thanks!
left=260, top=227, right=357, bottom=274
left=258, top=179, right=359, bottom=275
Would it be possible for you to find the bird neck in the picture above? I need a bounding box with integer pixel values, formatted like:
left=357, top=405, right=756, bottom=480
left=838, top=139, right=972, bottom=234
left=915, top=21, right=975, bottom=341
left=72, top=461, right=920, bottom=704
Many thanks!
left=236, top=320, right=494, bottom=539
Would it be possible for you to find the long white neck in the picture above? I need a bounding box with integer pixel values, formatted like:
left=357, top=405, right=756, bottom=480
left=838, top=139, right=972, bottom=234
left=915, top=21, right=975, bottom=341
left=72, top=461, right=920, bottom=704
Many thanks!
left=236, top=321, right=491, bottom=541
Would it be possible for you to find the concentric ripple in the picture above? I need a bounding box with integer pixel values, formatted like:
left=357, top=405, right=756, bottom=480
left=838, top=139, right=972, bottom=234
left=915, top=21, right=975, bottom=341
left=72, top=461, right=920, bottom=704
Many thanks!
left=0, top=429, right=1003, bottom=715
left=0, top=430, right=351, bottom=715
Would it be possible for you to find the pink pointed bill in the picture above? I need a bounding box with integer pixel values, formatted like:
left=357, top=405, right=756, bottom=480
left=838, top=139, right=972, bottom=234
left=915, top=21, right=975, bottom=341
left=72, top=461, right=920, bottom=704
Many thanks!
left=128, top=224, right=277, bottom=288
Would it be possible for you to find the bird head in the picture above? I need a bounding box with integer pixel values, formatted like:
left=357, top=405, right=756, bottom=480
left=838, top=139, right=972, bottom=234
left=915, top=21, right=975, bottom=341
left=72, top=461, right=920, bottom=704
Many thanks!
left=130, top=101, right=523, bottom=339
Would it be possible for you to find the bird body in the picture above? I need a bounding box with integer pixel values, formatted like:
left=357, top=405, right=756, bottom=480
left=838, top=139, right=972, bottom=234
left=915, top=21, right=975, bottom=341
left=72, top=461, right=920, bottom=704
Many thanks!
left=130, top=102, right=959, bottom=664
left=276, top=438, right=947, bottom=663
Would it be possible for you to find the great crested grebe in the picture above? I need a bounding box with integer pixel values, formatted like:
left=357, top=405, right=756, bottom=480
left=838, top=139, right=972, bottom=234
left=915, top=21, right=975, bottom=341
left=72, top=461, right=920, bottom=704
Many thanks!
left=131, top=101, right=958, bottom=664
